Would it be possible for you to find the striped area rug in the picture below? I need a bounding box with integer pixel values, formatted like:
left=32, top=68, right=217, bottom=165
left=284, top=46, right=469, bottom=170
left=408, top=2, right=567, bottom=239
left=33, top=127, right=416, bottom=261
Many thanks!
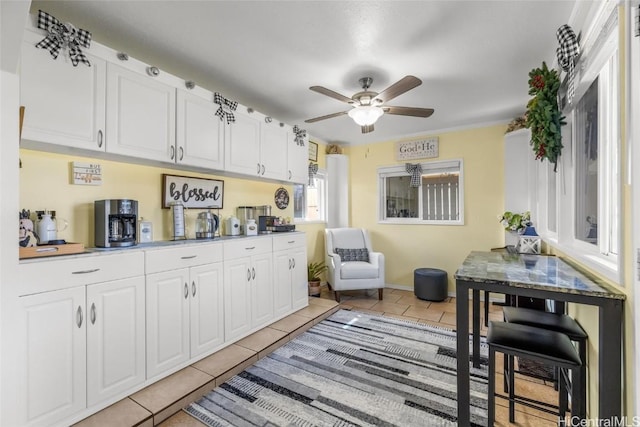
left=185, top=309, right=489, bottom=426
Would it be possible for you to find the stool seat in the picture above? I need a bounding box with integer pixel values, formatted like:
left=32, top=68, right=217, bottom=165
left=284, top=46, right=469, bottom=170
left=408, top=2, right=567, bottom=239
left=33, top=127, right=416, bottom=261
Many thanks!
left=502, top=306, right=587, bottom=340
left=488, top=321, right=582, bottom=367
left=413, top=268, right=447, bottom=301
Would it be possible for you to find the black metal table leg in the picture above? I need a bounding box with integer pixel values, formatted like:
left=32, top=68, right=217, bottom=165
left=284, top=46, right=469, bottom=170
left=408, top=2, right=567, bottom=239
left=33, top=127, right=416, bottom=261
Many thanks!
left=456, top=281, right=470, bottom=426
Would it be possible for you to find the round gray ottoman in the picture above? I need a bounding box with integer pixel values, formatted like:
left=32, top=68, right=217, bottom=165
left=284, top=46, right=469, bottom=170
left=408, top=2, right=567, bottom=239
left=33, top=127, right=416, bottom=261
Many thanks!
left=414, top=268, right=448, bottom=301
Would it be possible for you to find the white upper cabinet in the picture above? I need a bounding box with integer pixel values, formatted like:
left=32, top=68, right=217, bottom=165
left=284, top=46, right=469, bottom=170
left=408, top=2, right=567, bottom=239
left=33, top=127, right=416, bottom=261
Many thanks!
left=106, top=63, right=176, bottom=161
left=20, top=29, right=106, bottom=152
left=225, top=106, right=261, bottom=176
left=176, top=90, right=225, bottom=170
left=287, top=129, right=309, bottom=184
left=260, top=120, right=288, bottom=181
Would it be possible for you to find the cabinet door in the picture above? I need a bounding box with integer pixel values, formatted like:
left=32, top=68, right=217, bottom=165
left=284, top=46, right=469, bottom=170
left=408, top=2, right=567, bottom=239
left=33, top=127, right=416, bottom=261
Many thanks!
left=190, top=263, right=224, bottom=357
left=251, top=252, right=274, bottom=327
left=260, top=121, right=288, bottom=180
left=288, top=131, right=309, bottom=184
left=106, top=63, right=176, bottom=162
left=176, top=90, right=224, bottom=170
left=291, top=246, right=309, bottom=310
left=20, top=287, right=86, bottom=427
left=146, top=269, right=190, bottom=379
left=224, top=107, right=261, bottom=176
left=273, top=250, right=293, bottom=318
left=20, top=31, right=106, bottom=151
left=223, top=257, right=252, bottom=341
left=86, top=276, right=145, bottom=407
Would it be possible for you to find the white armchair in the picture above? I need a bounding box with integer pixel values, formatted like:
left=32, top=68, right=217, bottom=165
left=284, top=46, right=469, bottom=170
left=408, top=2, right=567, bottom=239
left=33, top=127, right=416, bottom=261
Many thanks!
left=324, top=228, right=386, bottom=302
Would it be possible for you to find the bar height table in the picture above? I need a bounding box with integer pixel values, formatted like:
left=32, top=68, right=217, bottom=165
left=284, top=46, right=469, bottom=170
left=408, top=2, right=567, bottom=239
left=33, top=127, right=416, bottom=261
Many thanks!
left=455, top=251, right=625, bottom=425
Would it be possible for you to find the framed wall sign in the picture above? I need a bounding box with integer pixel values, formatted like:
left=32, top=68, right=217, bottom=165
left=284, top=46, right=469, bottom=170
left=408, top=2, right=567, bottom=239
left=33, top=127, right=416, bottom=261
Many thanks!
left=162, top=174, right=224, bottom=209
left=308, top=141, right=318, bottom=161
left=396, top=137, right=439, bottom=160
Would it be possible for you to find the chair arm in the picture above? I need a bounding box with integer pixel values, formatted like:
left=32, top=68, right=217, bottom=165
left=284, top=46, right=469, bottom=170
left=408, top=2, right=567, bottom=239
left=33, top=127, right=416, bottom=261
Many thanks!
left=368, top=251, right=384, bottom=267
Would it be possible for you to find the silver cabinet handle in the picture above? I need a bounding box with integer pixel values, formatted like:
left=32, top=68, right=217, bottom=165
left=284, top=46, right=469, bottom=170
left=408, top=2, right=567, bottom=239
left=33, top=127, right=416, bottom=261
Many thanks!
left=252, top=267, right=256, bottom=280
left=257, top=163, right=261, bottom=174
left=76, top=306, right=83, bottom=328
left=179, top=146, right=184, bottom=161
left=98, top=130, right=103, bottom=148
left=171, top=145, right=175, bottom=160
left=288, top=240, right=295, bottom=244
left=181, top=255, right=197, bottom=260
left=247, top=268, right=251, bottom=281
left=90, top=303, right=96, bottom=325
left=292, top=258, right=295, bottom=269
left=192, top=281, right=196, bottom=297
left=184, top=283, right=189, bottom=299
left=261, top=164, right=265, bottom=175
left=288, top=170, right=292, bottom=180
left=288, top=259, right=292, bottom=269
left=245, top=246, right=256, bottom=250
left=72, top=268, right=100, bottom=275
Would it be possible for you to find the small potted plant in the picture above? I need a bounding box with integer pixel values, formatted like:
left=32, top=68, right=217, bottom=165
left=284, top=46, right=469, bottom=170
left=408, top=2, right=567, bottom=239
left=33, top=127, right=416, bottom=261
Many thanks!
left=307, top=261, right=327, bottom=297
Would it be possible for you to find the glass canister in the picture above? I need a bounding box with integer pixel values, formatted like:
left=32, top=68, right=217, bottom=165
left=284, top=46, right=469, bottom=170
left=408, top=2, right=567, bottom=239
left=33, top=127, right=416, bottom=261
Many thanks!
left=236, top=206, right=255, bottom=234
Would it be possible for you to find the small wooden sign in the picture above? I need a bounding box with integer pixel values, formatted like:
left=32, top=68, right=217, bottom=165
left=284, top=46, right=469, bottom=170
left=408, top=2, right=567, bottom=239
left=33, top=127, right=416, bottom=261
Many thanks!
left=71, top=162, right=102, bottom=185
left=162, top=174, right=224, bottom=209
left=396, top=137, right=439, bottom=161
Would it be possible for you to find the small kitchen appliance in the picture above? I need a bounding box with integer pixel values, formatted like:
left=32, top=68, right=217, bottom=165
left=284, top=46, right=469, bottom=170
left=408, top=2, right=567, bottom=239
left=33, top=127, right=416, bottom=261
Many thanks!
left=225, top=216, right=240, bottom=236
left=195, top=211, right=218, bottom=239
left=258, top=215, right=276, bottom=234
left=95, top=199, right=138, bottom=247
left=255, top=205, right=272, bottom=217
left=236, top=206, right=255, bottom=235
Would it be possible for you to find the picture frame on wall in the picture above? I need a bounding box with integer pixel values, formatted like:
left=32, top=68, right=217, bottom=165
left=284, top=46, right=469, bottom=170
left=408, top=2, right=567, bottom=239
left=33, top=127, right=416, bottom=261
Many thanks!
left=308, top=141, right=318, bottom=161
left=162, top=174, right=224, bottom=209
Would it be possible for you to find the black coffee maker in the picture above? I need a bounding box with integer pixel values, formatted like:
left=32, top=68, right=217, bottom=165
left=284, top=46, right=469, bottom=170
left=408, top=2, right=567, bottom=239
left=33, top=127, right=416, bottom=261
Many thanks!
left=95, top=199, right=138, bottom=247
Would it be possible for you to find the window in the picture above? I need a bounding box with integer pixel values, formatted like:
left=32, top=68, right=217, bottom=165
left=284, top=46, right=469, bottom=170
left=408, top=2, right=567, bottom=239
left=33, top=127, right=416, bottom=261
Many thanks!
left=378, top=159, right=464, bottom=224
left=293, top=169, right=326, bottom=222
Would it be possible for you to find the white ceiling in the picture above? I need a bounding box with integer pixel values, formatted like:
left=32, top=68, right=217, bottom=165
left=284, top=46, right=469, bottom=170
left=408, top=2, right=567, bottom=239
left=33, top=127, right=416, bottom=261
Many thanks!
left=29, top=0, right=579, bottom=146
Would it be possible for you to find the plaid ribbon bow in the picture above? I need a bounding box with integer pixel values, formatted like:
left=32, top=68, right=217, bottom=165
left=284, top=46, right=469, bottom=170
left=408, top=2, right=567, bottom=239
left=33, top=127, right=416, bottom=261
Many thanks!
left=35, top=10, right=92, bottom=67
left=556, top=24, right=580, bottom=103
left=405, top=163, right=422, bottom=187
left=213, top=93, right=238, bottom=124
left=293, top=125, right=307, bottom=146
left=308, top=163, right=318, bottom=187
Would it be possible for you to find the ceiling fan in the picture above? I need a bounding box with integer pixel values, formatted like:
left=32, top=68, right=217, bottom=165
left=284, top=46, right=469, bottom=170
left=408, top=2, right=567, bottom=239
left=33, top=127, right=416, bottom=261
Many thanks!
left=305, top=75, right=434, bottom=134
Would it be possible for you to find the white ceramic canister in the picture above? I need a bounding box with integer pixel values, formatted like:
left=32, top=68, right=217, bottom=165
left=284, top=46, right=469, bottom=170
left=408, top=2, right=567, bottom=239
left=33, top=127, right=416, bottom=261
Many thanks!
left=37, top=212, right=68, bottom=244
left=245, top=219, right=258, bottom=236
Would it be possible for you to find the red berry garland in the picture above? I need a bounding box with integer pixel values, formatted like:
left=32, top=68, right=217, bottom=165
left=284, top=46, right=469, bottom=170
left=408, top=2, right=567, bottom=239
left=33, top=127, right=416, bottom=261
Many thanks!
left=526, top=62, right=566, bottom=171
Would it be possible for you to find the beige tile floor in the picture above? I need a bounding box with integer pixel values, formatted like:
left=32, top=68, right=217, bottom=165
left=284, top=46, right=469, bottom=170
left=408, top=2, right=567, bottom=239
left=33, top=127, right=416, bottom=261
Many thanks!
left=76, top=287, right=564, bottom=427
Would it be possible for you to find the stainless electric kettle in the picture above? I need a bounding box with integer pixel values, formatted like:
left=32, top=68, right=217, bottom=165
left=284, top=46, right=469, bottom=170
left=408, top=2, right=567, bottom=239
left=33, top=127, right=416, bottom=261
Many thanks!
left=195, top=211, right=218, bottom=239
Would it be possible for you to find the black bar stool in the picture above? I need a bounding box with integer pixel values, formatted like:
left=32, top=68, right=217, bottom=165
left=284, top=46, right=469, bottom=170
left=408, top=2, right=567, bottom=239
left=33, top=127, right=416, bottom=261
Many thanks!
left=487, top=321, right=584, bottom=425
left=502, top=306, right=587, bottom=407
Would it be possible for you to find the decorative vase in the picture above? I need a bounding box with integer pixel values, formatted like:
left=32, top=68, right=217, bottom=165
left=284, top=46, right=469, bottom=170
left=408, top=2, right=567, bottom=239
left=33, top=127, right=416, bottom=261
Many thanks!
left=308, top=281, right=321, bottom=297
left=505, top=231, right=520, bottom=248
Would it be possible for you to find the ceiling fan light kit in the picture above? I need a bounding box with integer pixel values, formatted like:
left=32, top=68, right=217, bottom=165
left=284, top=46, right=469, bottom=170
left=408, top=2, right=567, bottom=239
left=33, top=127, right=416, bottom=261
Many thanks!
left=306, top=75, right=434, bottom=134
left=348, top=105, right=384, bottom=126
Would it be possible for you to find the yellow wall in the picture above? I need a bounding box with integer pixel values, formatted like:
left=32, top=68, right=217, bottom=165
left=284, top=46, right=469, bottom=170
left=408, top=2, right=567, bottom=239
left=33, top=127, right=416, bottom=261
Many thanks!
left=346, top=124, right=506, bottom=290
left=19, top=149, right=295, bottom=245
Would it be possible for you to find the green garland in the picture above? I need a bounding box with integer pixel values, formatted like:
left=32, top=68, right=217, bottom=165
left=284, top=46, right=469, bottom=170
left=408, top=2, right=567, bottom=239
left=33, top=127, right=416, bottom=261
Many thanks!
left=525, top=62, right=566, bottom=172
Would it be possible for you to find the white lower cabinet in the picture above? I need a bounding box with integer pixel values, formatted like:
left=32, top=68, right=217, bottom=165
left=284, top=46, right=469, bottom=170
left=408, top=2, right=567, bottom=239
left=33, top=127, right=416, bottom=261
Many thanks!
left=273, top=234, right=308, bottom=316
left=145, top=243, right=224, bottom=379
left=223, top=237, right=274, bottom=342
left=19, top=275, right=145, bottom=427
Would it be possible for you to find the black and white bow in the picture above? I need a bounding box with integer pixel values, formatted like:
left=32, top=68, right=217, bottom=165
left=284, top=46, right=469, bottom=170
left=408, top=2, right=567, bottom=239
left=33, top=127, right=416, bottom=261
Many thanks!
left=35, top=10, right=92, bottom=67
left=405, top=163, right=422, bottom=187
left=556, top=24, right=580, bottom=103
left=293, top=125, right=306, bottom=146
left=214, top=93, right=238, bottom=124
left=308, top=163, right=318, bottom=187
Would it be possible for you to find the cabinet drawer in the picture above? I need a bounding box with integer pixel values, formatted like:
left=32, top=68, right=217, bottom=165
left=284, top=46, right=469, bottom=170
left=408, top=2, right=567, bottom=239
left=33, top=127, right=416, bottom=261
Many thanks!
left=224, top=237, right=272, bottom=260
left=272, top=233, right=306, bottom=252
left=145, top=243, right=222, bottom=274
left=19, top=251, right=145, bottom=296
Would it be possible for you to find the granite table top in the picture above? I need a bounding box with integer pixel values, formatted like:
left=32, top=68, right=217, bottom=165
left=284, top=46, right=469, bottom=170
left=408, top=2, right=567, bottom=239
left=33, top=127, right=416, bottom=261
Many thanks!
left=455, top=251, right=626, bottom=300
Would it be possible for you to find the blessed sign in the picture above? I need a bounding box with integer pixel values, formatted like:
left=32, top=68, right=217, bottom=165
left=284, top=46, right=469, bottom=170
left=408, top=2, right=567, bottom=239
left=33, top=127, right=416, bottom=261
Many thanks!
left=162, top=174, right=224, bottom=209
left=396, top=137, right=439, bottom=160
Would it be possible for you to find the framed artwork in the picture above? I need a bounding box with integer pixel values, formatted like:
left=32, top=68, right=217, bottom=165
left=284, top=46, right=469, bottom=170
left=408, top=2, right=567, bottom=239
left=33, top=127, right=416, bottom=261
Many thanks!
left=308, top=141, right=318, bottom=161
left=162, top=174, right=224, bottom=208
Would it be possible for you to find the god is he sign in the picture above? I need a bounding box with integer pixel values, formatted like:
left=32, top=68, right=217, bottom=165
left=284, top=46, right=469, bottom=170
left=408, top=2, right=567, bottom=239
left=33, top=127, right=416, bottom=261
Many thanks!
left=396, top=137, right=439, bottom=161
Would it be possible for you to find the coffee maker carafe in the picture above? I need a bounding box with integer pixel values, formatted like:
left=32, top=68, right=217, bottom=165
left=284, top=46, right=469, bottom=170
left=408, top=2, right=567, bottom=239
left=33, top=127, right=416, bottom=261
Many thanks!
left=95, top=199, right=138, bottom=247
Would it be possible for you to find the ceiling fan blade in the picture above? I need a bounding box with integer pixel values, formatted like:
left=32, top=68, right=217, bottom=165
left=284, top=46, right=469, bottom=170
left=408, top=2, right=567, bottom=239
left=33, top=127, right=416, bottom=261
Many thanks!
left=375, top=76, right=422, bottom=103
left=384, top=106, right=434, bottom=118
left=309, top=86, right=354, bottom=104
left=361, top=124, right=374, bottom=134
left=304, top=111, right=348, bottom=123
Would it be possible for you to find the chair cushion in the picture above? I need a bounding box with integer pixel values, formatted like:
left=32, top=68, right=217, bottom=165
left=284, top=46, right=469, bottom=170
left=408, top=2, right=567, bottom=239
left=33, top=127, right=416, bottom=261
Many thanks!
left=502, top=306, right=587, bottom=340
left=335, top=247, right=369, bottom=262
left=340, top=262, right=379, bottom=279
left=487, top=321, right=582, bottom=367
